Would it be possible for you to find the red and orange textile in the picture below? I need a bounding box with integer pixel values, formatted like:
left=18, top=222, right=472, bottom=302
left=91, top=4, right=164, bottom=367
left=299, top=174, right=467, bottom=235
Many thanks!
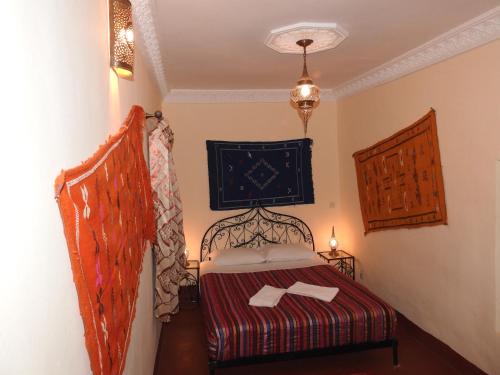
left=353, top=109, right=447, bottom=233
left=55, top=106, right=155, bottom=375
left=201, top=265, right=396, bottom=361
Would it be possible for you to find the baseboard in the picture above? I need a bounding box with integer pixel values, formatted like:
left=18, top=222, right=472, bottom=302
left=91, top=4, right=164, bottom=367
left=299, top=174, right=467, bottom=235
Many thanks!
left=397, top=312, right=486, bottom=375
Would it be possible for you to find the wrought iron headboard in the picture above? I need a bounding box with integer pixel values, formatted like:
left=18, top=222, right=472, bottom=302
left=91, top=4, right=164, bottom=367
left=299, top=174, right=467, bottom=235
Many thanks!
left=200, top=205, right=315, bottom=261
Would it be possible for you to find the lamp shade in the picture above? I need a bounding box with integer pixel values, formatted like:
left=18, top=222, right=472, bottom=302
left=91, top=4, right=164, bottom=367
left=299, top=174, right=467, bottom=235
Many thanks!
left=329, top=236, right=338, bottom=251
left=289, top=39, right=320, bottom=135
left=109, top=0, right=134, bottom=80
left=290, top=83, right=320, bottom=106
left=329, top=225, right=338, bottom=251
left=290, top=82, right=320, bottom=133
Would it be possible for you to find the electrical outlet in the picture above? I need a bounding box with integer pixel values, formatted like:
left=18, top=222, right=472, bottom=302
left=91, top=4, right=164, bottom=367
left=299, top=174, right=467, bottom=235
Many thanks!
left=359, top=271, right=364, bottom=280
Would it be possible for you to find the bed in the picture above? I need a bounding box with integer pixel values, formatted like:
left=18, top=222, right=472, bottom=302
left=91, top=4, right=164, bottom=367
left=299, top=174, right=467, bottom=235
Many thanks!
left=199, top=205, right=398, bottom=374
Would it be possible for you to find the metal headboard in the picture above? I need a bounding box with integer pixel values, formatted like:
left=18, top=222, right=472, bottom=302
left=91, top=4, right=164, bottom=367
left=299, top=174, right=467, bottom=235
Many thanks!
left=200, top=205, right=315, bottom=261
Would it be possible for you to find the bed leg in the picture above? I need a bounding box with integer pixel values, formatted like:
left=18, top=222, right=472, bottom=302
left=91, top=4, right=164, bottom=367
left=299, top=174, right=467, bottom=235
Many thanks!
left=208, top=361, right=216, bottom=375
left=392, top=339, right=400, bottom=368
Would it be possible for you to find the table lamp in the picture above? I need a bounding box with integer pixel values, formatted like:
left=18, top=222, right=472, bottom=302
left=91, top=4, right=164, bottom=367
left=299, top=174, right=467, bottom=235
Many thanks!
left=329, top=225, right=338, bottom=257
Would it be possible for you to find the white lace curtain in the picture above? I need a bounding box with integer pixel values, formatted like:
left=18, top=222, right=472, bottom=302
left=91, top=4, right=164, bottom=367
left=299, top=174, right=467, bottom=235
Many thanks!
left=148, top=120, right=186, bottom=322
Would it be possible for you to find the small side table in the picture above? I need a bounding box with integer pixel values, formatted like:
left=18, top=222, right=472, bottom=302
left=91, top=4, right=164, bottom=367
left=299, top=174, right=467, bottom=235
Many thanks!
left=318, top=250, right=355, bottom=280
left=179, top=260, right=200, bottom=307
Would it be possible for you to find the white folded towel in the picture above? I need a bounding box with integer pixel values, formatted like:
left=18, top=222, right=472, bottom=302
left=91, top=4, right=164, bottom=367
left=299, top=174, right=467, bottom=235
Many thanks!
left=249, top=285, right=287, bottom=307
left=287, top=281, right=339, bottom=302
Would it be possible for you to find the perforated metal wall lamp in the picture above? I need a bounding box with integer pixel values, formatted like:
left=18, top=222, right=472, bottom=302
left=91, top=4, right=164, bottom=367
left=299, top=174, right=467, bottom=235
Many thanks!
left=109, top=0, right=134, bottom=80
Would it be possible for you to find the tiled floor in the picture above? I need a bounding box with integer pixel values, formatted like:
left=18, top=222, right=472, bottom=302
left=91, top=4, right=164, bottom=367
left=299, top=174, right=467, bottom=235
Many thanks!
left=154, top=305, right=482, bottom=375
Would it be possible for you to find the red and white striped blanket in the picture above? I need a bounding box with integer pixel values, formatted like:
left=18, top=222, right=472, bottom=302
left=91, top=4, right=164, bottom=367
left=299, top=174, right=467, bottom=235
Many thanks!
left=201, top=265, right=396, bottom=361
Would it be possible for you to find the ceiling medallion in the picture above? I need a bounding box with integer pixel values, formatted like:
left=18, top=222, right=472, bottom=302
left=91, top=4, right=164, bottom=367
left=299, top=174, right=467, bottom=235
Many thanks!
left=265, top=22, right=348, bottom=54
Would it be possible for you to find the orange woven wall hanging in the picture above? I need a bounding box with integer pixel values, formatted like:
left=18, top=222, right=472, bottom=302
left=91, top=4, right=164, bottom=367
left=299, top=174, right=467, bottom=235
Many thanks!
left=55, top=106, right=155, bottom=375
left=353, top=109, right=447, bottom=233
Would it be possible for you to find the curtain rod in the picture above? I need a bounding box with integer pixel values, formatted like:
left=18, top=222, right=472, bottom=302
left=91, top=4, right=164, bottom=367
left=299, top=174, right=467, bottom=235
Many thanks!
left=145, top=111, right=163, bottom=122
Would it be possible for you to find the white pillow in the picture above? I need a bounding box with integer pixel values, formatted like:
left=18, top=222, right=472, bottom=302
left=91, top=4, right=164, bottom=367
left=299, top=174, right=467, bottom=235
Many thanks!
left=262, top=243, right=316, bottom=262
left=211, top=247, right=266, bottom=266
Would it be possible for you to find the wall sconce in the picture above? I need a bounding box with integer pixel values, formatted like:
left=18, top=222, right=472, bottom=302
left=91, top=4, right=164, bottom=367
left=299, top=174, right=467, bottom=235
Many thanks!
left=329, top=225, right=338, bottom=256
left=109, top=0, right=134, bottom=80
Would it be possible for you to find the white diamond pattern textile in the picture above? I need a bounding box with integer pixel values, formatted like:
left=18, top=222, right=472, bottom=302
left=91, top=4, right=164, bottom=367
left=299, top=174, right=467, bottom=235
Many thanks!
left=149, top=121, right=186, bottom=322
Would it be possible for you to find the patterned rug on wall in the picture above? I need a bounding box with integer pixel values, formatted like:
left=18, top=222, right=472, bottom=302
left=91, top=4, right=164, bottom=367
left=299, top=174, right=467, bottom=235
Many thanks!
left=353, top=109, right=447, bottom=233
left=206, top=138, right=314, bottom=210
left=55, top=106, right=155, bottom=375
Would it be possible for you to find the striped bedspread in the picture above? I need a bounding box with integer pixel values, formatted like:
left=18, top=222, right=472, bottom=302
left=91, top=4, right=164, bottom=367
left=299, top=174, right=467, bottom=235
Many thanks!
left=200, top=265, right=397, bottom=361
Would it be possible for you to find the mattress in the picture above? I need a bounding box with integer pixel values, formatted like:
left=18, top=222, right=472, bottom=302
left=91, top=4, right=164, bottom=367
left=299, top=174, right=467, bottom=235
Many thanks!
left=201, top=263, right=397, bottom=362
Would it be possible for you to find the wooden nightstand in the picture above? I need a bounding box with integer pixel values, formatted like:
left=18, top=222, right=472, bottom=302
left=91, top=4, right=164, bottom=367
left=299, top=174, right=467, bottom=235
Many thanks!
left=179, top=260, right=200, bottom=307
left=318, top=250, right=355, bottom=280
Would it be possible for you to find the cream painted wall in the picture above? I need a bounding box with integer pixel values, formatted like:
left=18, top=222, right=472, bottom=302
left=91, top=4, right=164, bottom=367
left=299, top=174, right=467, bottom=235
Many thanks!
left=337, top=39, right=500, bottom=374
left=162, top=102, right=340, bottom=259
left=0, top=1, right=161, bottom=374
left=496, top=161, right=500, bottom=334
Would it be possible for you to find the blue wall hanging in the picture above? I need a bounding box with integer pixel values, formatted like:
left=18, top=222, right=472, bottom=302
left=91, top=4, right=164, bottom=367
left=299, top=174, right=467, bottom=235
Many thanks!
left=206, top=139, right=314, bottom=210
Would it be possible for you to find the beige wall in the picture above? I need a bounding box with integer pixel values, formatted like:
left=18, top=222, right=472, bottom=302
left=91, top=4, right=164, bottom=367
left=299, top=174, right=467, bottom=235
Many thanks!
left=496, top=161, right=500, bottom=335
left=162, top=102, right=340, bottom=259
left=337, top=39, right=500, bottom=373
left=0, top=1, right=161, bottom=374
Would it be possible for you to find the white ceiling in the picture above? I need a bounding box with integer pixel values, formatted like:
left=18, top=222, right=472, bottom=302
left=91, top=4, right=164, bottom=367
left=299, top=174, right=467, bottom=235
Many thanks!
left=152, top=0, right=500, bottom=91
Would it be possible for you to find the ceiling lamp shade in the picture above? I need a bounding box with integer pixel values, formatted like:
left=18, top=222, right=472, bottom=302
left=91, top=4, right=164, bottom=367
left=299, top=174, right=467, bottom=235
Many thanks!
left=290, top=39, right=320, bottom=135
left=109, top=0, right=135, bottom=80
